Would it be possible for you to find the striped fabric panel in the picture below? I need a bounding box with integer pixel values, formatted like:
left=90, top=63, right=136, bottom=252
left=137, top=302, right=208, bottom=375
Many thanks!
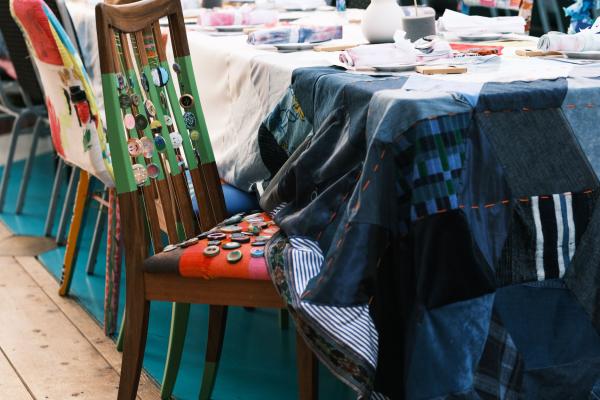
left=288, top=237, right=379, bottom=367
left=530, top=192, right=581, bottom=280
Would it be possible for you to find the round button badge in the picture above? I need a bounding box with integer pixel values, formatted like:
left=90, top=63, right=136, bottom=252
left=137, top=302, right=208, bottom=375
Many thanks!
left=132, top=163, right=148, bottom=186
left=124, top=114, right=136, bottom=130
left=152, top=66, right=169, bottom=87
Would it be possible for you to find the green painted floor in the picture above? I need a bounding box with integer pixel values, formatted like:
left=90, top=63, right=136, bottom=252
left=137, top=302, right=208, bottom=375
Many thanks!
left=0, top=152, right=354, bottom=400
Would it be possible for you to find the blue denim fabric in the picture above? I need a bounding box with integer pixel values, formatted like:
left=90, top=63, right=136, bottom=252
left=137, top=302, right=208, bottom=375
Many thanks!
left=406, top=294, right=494, bottom=399
left=562, top=77, right=600, bottom=179
left=495, top=280, right=600, bottom=369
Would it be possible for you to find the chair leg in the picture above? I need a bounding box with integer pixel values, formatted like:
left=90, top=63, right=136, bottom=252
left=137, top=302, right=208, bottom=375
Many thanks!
left=279, top=309, right=289, bottom=330
left=296, top=331, right=318, bottom=400
left=86, top=188, right=108, bottom=275
left=0, top=111, right=28, bottom=212
left=58, top=170, right=90, bottom=297
left=117, top=282, right=150, bottom=400
left=160, top=302, right=191, bottom=400
left=199, top=305, right=228, bottom=400
left=56, top=167, right=79, bottom=245
left=15, top=116, right=43, bottom=214
left=44, top=158, right=66, bottom=237
left=116, top=310, right=126, bottom=352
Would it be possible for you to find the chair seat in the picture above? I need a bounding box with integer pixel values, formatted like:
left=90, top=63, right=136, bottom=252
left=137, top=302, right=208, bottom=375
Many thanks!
left=143, top=212, right=279, bottom=281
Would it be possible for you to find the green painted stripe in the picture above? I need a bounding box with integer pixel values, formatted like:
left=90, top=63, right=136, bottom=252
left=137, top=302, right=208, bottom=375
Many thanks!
left=175, top=55, right=215, bottom=164
left=101, top=73, right=137, bottom=194
left=160, top=60, right=198, bottom=170
left=143, top=66, right=181, bottom=175
left=125, top=68, right=166, bottom=181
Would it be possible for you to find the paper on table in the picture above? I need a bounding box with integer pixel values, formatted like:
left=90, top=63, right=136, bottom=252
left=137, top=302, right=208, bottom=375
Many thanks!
left=538, top=31, right=600, bottom=52
left=437, top=9, right=525, bottom=34
left=340, top=43, right=418, bottom=67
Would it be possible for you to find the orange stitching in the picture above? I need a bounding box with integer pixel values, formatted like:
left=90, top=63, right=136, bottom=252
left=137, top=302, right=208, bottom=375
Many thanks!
left=567, top=104, right=576, bottom=109
left=380, top=149, right=386, bottom=159
left=586, top=103, right=594, bottom=108
left=362, top=180, right=371, bottom=192
left=328, top=212, right=337, bottom=223
left=373, top=163, right=380, bottom=172
left=484, top=203, right=495, bottom=208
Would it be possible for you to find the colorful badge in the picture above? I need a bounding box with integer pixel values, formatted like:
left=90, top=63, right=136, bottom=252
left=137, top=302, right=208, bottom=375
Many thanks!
left=179, top=94, right=194, bottom=109
left=146, top=163, right=160, bottom=179
left=154, top=135, right=167, bottom=152
left=183, top=112, right=196, bottom=129
left=170, top=132, right=183, bottom=148
left=132, top=163, right=148, bottom=185
left=124, top=114, right=136, bottom=130
left=135, top=114, right=148, bottom=130
left=131, top=93, right=141, bottom=106
left=141, top=74, right=149, bottom=92
left=139, top=136, right=154, bottom=158
left=152, top=67, right=169, bottom=87
left=116, top=74, right=126, bottom=90
left=145, top=100, right=156, bottom=117
left=189, top=130, right=200, bottom=141
left=164, top=115, right=173, bottom=127
left=150, top=120, right=162, bottom=134
left=172, top=63, right=181, bottom=74
left=119, top=94, right=132, bottom=109
left=127, top=138, right=144, bottom=157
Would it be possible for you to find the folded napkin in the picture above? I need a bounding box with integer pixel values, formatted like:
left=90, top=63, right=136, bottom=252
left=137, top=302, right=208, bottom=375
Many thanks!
left=340, top=43, right=417, bottom=67
left=437, top=9, right=525, bottom=34
left=247, top=25, right=343, bottom=45
left=199, top=8, right=278, bottom=26
left=538, top=30, right=600, bottom=52
left=339, top=32, right=451, bottom=68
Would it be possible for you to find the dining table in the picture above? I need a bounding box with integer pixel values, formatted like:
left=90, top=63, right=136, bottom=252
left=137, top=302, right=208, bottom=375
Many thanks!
left=65, top=2, right=600, bottom=398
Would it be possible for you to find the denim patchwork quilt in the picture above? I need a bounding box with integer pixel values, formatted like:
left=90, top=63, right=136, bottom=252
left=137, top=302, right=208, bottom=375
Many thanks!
left=260, top=67, right=600, bottom=399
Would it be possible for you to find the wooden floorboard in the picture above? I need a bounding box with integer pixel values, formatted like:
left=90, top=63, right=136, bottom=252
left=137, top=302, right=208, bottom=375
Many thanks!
left=0, top=345, right=33, bottom=400
left=15, top=256, right=161, bottom=400
left=0, top=256, right=161, bottom=400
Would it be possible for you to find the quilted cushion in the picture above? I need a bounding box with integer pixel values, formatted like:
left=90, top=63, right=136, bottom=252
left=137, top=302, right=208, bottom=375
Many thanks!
left=144, top=212, right=279, bottom=280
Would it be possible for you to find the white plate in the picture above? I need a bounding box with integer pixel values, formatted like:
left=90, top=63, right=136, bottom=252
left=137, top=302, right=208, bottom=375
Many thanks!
left=273, top=43, right=315, bottom=52
left=458, top=33, right=503, bottom=41
left=284, top=6, right=317, bottom=11
left=563, top=51, right=600, bottom=60
left=215, top=25, right=247, bottom=32
left=372, top=63, right=421, bottom=72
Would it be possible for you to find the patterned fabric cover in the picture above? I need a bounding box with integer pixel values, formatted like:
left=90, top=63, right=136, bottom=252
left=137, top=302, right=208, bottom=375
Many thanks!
left=259, top=68, right=600, bottom=399
left=11, top=0, right=113, bottom=186
left=144, top=212, right=278, bottom=281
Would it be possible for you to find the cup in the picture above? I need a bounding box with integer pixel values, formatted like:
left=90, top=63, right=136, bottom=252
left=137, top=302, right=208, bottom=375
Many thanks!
left=400, top=6, right=436, bottom=42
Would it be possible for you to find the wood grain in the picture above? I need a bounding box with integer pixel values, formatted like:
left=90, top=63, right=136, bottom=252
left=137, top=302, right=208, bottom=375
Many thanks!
left=15, top=256, right=161, bottom=400
left=0, top=257, right=119, bottom=399
left=145, top=274, right=285, bottom=308
left=0, top=347, right=33, bottom=400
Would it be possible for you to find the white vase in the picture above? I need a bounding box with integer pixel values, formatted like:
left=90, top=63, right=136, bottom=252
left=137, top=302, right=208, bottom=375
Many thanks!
left=361, top=0, right=404, bottom=44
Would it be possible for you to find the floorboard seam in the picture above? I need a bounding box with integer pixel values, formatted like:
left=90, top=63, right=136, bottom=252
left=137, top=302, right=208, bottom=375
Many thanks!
left=0, top=333, right=37, bottom=400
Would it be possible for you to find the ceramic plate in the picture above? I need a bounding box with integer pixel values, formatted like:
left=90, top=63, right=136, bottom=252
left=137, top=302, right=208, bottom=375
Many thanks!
left=372, top=63, right=421, bottom=72
left=273, top=43, right=315, bottom=52
left=215, top=25, right=248, bottom=32
left=284, top=6, right=317, bottom=11
left=457, top=33, right=503, bottom=41
left=563, top=51, right=600, bottom=60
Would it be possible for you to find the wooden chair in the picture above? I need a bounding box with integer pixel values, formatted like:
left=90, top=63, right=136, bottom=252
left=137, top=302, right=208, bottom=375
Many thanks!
left=460, top=0, right=535, bottom=33
left=94, top=0, right=318, bottom=398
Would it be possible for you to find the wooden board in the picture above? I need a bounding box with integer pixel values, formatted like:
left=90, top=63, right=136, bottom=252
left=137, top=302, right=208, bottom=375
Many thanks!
left=16, top=256, right=161, bottom=400
left=0, top=348, right=33, bottom=400
left=0, top=256, right=121, bottom=399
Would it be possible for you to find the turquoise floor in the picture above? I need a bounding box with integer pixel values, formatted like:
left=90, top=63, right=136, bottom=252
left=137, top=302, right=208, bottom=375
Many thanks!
left=1, top=152, right=354, bottom=400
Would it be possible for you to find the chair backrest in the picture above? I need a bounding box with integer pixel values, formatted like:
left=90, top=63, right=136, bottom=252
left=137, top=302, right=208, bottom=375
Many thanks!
left=460, top=0, right=534, bottom=33
left=0, top=0, right=47, bottom=106
left=11, top=0, right=114, bottom=186
left=95, top=0, right=227, bottom=254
